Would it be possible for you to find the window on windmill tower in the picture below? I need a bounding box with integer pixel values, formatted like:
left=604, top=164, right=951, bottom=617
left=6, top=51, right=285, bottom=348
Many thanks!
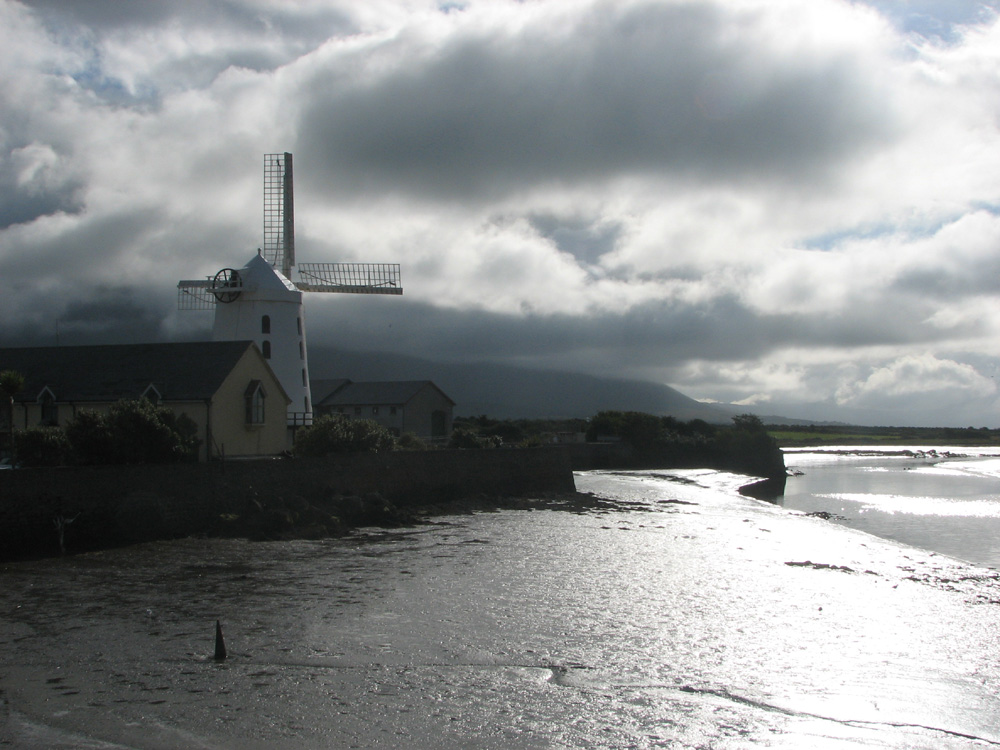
left=299, top=341, right=305, bottom=360
left=262, top=315, right=271, bottom=334
left=245, top=381, right=266, bottom=425
left=262, top=340, right=271, bottom=359
left=297, top=317, right=302, bottom=335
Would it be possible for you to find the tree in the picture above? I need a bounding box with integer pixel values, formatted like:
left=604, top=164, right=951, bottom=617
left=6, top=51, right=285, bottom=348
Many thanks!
left=585, top=410, right=665, bottom=447
left=293, top=414, right=395, bottom=456
left=731, top=413, right=766, bottom=433
left=65, top=399, right=199, bottom=465
left=15, top=427, right=71, bottom=467
left=0, top=369, right=25, bottom=464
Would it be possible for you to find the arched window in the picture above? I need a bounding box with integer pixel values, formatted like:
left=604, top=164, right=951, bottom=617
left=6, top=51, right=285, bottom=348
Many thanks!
left=262, top=340, right=271, bottom=359
left=301, top=368, right=307, bottom=386
left=261, top=315, right=271, bottom=334
left=38, top=388, right=58, bottom=426
left=299, top=341, right=305, bottom=360
left=245, top=381, right=266, bottom=425
left=297, top=317, right=302, bottom=335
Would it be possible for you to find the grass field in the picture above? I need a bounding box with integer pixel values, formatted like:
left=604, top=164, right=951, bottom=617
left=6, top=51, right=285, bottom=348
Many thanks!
left=768, top=425, right=1000, bottom=448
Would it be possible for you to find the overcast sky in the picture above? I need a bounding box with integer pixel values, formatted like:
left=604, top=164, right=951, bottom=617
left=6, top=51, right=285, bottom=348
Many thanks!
left=1, top=0, right=999, bottom=426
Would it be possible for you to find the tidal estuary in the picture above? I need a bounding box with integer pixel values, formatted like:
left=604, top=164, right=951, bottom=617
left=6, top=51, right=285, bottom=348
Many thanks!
left=2, top=457, right=1000, bottom=748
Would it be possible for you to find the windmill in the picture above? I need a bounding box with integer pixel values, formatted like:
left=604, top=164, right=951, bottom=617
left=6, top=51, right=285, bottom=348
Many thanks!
left=177, top=153, right=402, bottom=423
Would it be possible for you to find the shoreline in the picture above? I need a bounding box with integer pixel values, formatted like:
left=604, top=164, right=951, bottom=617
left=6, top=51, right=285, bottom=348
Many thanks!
left=0, top=469, right=780, bottom=563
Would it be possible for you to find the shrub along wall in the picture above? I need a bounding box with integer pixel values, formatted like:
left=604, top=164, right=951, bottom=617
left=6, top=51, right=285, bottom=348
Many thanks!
left=0, top=448, right=575, bottom=561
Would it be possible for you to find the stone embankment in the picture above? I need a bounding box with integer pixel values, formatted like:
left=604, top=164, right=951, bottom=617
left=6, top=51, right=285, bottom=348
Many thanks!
left=0, top=442, right=786, bottom=562
left=0, top=448, right=576, bottom=561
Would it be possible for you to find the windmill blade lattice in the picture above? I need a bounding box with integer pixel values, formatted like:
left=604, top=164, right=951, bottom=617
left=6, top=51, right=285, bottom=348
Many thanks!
left=263, top=152, right=294, bottom=278
left=176, top=280, right=214, bottom=310
left=296, top=263, right=402, bottom=295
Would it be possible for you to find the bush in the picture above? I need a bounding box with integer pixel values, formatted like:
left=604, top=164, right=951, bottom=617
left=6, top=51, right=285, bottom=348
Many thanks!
left=14, top=427, right=71, bottom=467
left=293, top=415, right=395, bottom=456
left=65, top=410, right=115, bottom=465
left=448, top=428, right=502, bottom=449
left=65, top=399, right=199, bottom=465
left=396, top=432, right=428, bottom=451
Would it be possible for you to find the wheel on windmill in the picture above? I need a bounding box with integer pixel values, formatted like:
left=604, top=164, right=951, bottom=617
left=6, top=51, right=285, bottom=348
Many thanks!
left=211, top=268, right=242, bottom=303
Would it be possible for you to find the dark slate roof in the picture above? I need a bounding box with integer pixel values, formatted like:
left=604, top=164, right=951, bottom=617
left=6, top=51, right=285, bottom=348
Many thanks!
left=0, top=341, right=260, bottom=403
left=310, top=379, right=352, bottom=405
left=316, top=380, right=455, bottom=407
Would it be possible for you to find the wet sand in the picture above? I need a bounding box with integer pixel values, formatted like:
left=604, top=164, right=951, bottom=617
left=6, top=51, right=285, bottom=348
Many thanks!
left=1, top=468, right=999, bottom=749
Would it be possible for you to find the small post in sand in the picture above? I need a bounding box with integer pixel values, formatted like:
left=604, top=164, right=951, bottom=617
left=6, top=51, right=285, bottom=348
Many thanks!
left=214, top=620, right=227, bottom=661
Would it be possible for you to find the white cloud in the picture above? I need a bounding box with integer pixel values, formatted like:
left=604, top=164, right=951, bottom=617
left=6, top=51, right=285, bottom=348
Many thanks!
left=1, top=0, right=1000, bottom=425
left=835, top=353, right=997, bottom=406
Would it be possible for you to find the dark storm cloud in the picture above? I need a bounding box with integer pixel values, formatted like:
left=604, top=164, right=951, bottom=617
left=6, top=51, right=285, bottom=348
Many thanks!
left=22, top=0, right=353, bottom=39
left=19, top=0, right=355, bottom=103
left=298, top=2, right=894, bottom=201
left=1, top=210, right=158, bottom=279
left=21, top=0, right=180, bottom=28
left=527, top=214, right=623, bottom=266
left=57, top=287, right=167, bottom=343
left=306, top=290, right=958, bottom=374
left=893, top=253, right=1000, bottom=299
left=0, top=126, right=83, bottom=230
left=0, top=287, right=167, bottom=347
left=0, top=170, right=82, bottom=229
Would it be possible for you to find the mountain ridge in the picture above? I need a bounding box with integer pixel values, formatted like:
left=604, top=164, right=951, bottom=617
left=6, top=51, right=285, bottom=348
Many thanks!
left=307, top=347, right=737, bottom=423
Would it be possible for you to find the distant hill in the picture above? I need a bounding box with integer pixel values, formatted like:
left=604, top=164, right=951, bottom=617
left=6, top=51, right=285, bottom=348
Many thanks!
left=744, top=414, right=851, bottom=427
left=307, top=347, right=737, bottom=423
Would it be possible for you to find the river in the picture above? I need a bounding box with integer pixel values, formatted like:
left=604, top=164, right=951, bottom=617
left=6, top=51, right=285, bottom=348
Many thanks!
left=781, top=446, right=1000, bottom=569
left=1, top=456, right=999, bottom=748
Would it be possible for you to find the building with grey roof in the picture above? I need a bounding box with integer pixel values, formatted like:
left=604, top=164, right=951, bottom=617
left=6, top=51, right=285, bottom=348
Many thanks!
left=312, top=379, right=454, bottom=442
left=0, top=341, right=290, bottom=461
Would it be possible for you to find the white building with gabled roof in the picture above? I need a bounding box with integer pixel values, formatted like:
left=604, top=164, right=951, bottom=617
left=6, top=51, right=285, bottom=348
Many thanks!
left=0, top=341, right=291, bottom=461
left=312, top=379, right=455, bottom=442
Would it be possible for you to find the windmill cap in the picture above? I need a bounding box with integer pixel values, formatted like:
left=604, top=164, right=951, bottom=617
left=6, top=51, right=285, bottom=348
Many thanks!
left=240, top=253, right=297, bottom=293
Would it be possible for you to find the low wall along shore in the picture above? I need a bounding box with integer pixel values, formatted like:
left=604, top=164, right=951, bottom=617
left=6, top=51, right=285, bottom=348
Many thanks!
left=0, top=448, right=576, bottom=561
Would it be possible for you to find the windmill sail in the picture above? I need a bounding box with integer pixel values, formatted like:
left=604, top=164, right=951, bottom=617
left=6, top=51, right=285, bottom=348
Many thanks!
left=176, top=151, right=402, bottom=427
left=176, top=280, right=215, bottom=310
left=296, top=263, right=402, bottom=294
left=263, top=152, right=294, bottom=278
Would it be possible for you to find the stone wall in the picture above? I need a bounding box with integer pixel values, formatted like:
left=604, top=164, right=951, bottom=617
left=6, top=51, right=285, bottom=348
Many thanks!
left=0, top=448, right=575, bottom=561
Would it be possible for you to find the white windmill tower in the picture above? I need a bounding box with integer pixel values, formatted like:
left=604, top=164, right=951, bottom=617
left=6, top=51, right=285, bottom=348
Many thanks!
left=177, top=152, right=402, bottom=424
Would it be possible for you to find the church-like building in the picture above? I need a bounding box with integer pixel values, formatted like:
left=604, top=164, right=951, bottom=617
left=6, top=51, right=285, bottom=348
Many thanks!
left=0, top=341, right=290, bottom=461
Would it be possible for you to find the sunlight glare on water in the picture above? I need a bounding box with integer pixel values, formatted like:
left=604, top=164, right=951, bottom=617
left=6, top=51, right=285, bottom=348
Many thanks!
left=831, top=492, right=1000, bottom=518
left=1, top=467, right=999, bottom=749
left=782, top=447, right=1000, bottom=567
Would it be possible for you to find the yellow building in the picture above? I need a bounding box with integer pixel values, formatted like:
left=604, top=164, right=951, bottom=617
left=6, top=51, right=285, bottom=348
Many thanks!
left=0, top=341, right=290, bottom=461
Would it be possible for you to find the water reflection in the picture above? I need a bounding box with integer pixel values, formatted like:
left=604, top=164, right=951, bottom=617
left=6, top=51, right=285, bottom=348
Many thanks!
left=781, top=448, right=1000, bottom=567
left=1, top=469, right=999, bottom=748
